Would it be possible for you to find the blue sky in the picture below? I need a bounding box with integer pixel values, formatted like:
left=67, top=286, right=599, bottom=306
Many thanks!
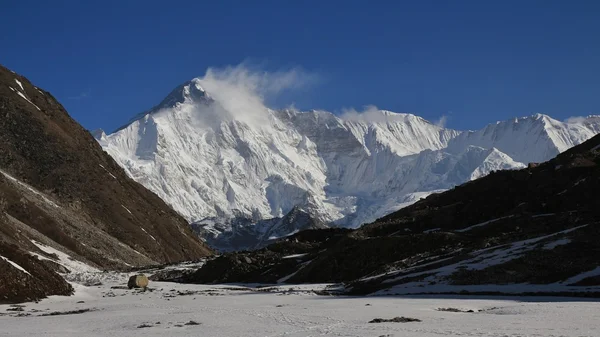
left=1, top=0, right=599, bottom=132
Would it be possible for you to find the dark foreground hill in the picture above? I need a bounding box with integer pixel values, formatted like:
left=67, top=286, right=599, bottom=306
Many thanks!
left=0, top=65, right=212, bottom=303
left=179, top=133, right=600, bottom=296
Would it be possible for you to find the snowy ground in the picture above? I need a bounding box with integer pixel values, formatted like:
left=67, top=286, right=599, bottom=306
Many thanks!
left=1, top=277, right=599, bottom=337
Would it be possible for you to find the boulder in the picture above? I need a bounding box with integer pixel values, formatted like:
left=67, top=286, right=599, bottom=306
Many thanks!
left=128, top=274, right=149, bottom=289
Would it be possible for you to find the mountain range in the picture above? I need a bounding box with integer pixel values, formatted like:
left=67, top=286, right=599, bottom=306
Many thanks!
left=97, top=78, right=600, bottom=251
left=179, top=132, right=600, bottom=296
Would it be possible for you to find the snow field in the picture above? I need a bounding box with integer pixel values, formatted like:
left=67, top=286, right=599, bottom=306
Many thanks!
left=1, top=280, right=599, bottom=337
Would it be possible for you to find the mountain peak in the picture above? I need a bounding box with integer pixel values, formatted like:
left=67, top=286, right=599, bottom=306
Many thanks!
left=114, top=78, right=211, bottom=132
left=145, top=78, right=213, bottom=113
left=533, top=113, right=550, bottom=120
left=163, top=78, right=209, bottom=109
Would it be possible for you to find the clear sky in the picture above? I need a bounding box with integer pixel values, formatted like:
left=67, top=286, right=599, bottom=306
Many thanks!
left=1, top=0, right=599, bottom=132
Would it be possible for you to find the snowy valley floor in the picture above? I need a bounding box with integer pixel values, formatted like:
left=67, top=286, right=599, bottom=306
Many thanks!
left=1, top=278, right=599, bottom=337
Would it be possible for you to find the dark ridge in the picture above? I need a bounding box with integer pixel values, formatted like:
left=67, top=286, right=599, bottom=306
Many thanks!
left=0, top=64, right=213, bottom=303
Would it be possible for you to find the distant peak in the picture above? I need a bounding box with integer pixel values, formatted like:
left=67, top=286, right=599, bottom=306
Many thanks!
left=113, top=78, right=212, bottom=133
left=497, top=114, right=553, bottom=126
left=565, top=115, right=600, bottom=124
left=532, top=113, right=551, bottom=120
left=153, top=78, right=209, bottom=112
left=338, top=108, right=434, bottom=125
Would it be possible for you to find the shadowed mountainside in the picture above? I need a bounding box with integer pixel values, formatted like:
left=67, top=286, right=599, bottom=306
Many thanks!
left=0, top=65, right=212, bottom=303
left=179, top=133, right=600, bottom=296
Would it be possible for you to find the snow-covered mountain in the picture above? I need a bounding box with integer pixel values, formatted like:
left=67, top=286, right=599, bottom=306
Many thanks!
left=97, top=78, right=600, bottom=251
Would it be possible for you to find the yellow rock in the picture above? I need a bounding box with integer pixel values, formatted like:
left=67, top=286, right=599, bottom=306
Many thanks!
left=127, top=274, right=149, bottom=289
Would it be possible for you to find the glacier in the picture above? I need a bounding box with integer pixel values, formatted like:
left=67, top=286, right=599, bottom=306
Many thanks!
left=96, top=78, right=600, bottom=251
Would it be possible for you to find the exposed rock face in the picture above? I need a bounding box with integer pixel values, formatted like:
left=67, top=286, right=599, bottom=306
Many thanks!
left=0, top=242, right=73, bottom=303
left=194, top=206, right=328, bottom=252
left=181, top=134, right=600, bottom=295
left=0, top=64, right=212, bottom=303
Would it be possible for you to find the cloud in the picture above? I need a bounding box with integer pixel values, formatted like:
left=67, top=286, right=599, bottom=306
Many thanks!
left=68, top=90, right=91, bottom=100
left=339, top=106, right=453, bottom=128
left=340, top=105, right=390, bottom=122
left=434, top=115, right=449, bottom=128
left=192, top=63, right=317, bottom=129
left=564, top=116, right=587, bottom=124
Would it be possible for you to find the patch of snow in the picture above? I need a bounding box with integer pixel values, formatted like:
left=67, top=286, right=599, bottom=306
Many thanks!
left=454, top=215, right=514, bottom=233
left=268, top=229, right=299, bottom=241
left=132, top=249, right=146, bottom=256
left=493, top=224, right=586, bottom=250
left=423, top=228, right=440, bottom=233
left=360, top=254, right=458, bottom=282
left=121, top=205, right=132, bottom=214
left=140, top=227, right=157, bottom=241
left=282, top=253, right=308, bottom=259
left=560, top=266, right=600, bottom=285
left=16, top=91, right=41, bottom=111
left=543, top=238, right=571, bottom=250
left=277, top=259, right=314, bottom=283
left=0, top=169, right=59, bottom=208
left=0, top=255, right=31, bottom=276
left=99, top=164, right=117, bottom=179
left=376, top=282, right=600, bottom=296
left=373, top=225, right=589, bottom=288
left=31, top=240, right=99, bottom=274
left=532, top=213, right=556, bottom=218
left=14, top=78, right=24, bottom=91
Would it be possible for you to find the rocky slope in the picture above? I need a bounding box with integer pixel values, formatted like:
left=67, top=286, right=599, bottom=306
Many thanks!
left=177, top=133, right=600, bottom=296
left=98, top=77, right=600, bottom=251
left=0, top=65, right=212, bottom=303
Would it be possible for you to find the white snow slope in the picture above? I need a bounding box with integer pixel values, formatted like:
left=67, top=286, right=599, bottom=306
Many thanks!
left=97, top=78, right=600, bottom=248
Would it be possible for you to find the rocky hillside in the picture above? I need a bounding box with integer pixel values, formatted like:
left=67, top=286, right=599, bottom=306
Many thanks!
left=0, top=65, right=212, bottom=303
left=179, top=133, right=600, bottom=296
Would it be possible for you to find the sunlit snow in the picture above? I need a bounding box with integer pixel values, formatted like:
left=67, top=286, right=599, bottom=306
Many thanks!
left=14, top=78, right=24, bottom=91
